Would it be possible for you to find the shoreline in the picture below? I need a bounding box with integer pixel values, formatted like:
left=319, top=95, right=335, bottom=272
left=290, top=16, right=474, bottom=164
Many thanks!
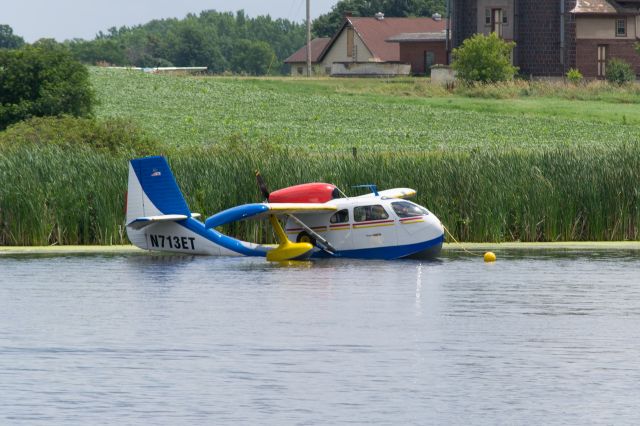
left=1, top=242, right=639, bottom=256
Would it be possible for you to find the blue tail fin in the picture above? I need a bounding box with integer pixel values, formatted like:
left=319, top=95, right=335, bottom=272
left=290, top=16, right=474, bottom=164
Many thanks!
left=127, top=156, right=191, bottom=221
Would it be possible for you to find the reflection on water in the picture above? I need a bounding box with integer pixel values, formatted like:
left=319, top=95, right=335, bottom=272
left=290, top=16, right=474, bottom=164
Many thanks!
left=1, top=251, right=640, bottom=425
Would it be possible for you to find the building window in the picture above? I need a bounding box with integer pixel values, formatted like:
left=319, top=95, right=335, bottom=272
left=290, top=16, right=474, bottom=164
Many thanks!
left=297, top=66, right=303, bottom=75
left=616, top=18, right=626, bottom=37
left=486, top=9, right=507, bottom=27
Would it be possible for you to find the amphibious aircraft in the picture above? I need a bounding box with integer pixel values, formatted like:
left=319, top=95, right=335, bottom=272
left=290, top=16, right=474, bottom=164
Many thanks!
left=126, top=156, right=444, bottom=261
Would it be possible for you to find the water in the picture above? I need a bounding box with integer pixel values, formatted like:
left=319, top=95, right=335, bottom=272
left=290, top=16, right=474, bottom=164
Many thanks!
left=1, top=251, right=640, bottom=425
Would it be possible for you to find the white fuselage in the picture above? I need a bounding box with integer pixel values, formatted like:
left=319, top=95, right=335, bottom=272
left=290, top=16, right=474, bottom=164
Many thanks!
left=284, top=195, right=444, bottom=259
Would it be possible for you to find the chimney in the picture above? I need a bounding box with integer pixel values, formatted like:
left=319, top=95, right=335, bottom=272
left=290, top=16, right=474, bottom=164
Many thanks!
left=343, top=11, right=352, bottom=19
left=432, top=12, right=442, bottom=21
left=375, top=12, right=384, bottom=20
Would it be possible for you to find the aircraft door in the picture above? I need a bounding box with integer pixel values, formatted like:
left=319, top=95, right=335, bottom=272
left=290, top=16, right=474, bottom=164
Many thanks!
left=326, top=209, right=353, bottom=250
left=351, top=204, right=397, bottom=249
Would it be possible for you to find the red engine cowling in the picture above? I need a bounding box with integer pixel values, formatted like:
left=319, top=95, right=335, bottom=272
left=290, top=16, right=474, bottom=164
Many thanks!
left=269, top=183, right=338, bottom=204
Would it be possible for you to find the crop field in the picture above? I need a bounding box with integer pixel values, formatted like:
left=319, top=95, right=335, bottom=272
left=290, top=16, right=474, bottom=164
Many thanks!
left=0, top=69, right=638, bottom=246
left=93, top=68, right=640, bottom=153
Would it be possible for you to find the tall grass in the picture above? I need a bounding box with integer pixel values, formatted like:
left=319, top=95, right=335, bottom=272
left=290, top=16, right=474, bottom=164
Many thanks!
left=0, top=146, right=127, bottom=245
left=1, top=143, right=638, bottom=245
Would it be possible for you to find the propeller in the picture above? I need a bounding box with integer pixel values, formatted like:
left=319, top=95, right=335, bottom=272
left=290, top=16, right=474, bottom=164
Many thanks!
left=255, top=170, right=270, bottom=200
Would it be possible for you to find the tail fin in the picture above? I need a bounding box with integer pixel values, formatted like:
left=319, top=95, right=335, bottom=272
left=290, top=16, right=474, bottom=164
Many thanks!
left=126, top=156, right=191, bottom=225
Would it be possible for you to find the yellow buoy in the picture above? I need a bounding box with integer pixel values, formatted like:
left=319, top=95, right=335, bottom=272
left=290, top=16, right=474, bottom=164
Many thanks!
left=484, top=251, right=497, bottom=262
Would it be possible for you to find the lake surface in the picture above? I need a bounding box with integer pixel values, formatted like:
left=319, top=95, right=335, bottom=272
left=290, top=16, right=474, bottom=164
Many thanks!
left=1, top=250, right=640, bottom=425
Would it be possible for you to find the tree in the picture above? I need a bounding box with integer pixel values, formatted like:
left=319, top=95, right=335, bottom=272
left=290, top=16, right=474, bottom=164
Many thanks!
left=163, top=21, right=227, bottom=71
left=0, top=24, right=25, bottom=49
left=0, top=44, right=94, bottom=130
left=67, top=38, right=127, bottom=65
left=312, top=0, right=446, bottom=37
left=451, top=33, right=518, bottom=83
left=230, top=39, right=277, bottom=75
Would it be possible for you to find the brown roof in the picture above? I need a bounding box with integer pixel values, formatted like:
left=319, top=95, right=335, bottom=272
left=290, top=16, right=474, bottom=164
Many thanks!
left=571, top=0, right=638, bottom=14
left=350, top=17, right=446, bottom=61
left=321, top=17, right=446, bottom=62
left=284, top=38, right=331, bottom=63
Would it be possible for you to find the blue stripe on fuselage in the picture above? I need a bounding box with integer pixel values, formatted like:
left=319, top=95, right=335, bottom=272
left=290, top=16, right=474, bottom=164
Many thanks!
left=312, top=234, right=444, bottom=260
left=173, top=218, right=443, bottom=260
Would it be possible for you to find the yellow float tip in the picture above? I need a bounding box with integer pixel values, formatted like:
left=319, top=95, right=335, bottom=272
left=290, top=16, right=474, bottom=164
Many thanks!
left=484, top=251, right=497, bottom=262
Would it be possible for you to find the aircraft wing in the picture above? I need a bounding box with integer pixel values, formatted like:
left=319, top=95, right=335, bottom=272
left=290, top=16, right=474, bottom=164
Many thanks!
left=204, top=203, right=336, bottom=229
left=356, top=188, right=417, bottom=199
left=267, top=203, right=337, bottom=215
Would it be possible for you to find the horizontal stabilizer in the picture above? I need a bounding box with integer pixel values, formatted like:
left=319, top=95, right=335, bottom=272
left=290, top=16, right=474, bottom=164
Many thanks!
left=127, top=214, right=190, bottom=230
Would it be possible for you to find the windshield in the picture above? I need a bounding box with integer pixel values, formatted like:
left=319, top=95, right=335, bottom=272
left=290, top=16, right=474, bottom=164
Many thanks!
left=391, top=201, right=429, bottom=218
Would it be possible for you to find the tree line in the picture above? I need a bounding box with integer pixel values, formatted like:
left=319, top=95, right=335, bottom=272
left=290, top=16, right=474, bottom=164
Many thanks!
left=1, top=1, right=446, bottom=76
left=66, top=10, right=307, bottom=75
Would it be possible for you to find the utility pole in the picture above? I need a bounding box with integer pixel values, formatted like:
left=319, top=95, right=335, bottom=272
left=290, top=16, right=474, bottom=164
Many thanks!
left=306, top=0, right=312, bottom=77
left=445, top=0, right=451, bottom=64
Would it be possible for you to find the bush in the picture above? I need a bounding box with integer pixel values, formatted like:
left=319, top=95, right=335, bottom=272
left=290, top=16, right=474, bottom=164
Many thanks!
left=451, top=33, right=518, bottom=83
left=0, top=116, right=160, bottom=155
left=566, top=68, right=583, bottom=85
left=606, top=58, right=636, bottom=85
left=0, top=44, right=94, bottom=130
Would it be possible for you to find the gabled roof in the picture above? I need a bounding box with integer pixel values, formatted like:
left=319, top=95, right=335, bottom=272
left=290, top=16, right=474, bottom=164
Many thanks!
left=320, top=17, right=447, bottom=62
left=571, top=0, right=639, bottom=14
left=284, top=37, right=331, bottom=63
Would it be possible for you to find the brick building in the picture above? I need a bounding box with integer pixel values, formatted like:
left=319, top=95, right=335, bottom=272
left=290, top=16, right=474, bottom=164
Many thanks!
left=450, top=0, right=640, bottom=78
left=387, top=32, right=448, bottom=75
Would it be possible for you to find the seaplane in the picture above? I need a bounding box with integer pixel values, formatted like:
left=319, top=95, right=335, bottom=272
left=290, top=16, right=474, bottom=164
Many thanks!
left=126, top=156, right=445, bottom=261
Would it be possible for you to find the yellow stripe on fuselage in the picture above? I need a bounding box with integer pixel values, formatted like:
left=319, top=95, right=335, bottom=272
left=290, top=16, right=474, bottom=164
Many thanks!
left=400, top=219, right=425, bottom=225
left=352, top=223, right=395, bottom=229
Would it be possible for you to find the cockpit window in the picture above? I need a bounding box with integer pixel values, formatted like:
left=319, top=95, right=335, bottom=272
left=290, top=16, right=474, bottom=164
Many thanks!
left=354, top=205, right=389, bottom=222
left=330, top=209, right=349, bottom=224
left=392, top=201, right=429, bottom=218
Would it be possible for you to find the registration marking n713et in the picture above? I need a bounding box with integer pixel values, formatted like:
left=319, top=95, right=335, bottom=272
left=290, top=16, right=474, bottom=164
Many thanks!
left=149, top=234, right=196, bottom=250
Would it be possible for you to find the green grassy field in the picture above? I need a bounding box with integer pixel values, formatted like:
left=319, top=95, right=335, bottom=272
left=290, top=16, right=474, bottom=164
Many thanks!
left=0, top=69, right=638, bottom=246
left=93, top=69, right=640, bottom=152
